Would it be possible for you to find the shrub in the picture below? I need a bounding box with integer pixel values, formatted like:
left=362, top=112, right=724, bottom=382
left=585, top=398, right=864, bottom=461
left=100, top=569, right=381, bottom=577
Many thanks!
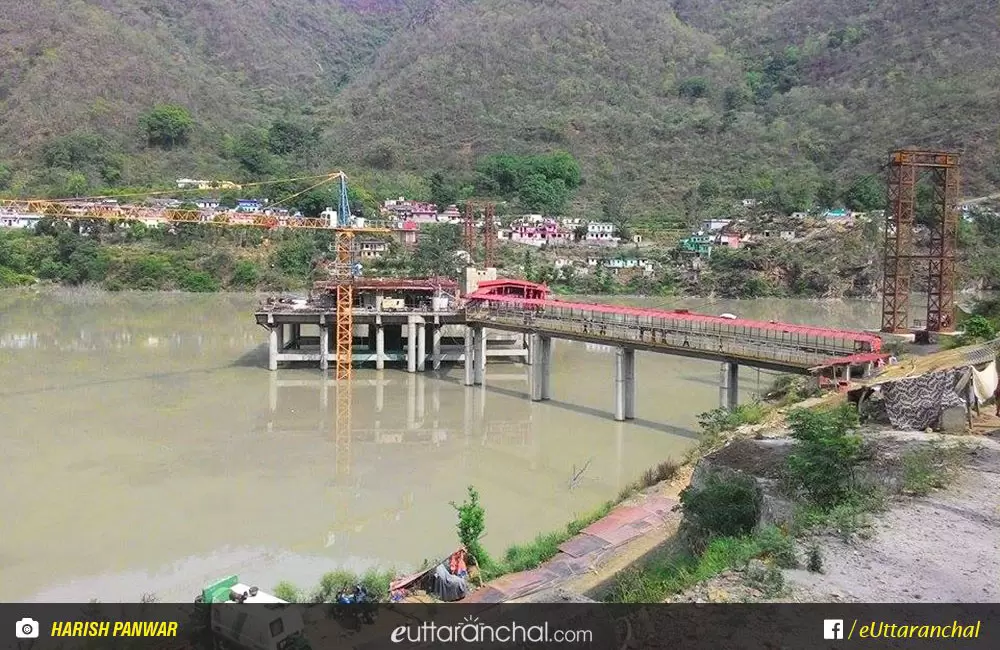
left=231, top=260, right=260, bottom=288
left=272, top=581, right=302, bottom=602
left=680, top=473, right=762, bottom=552
left=806, top=544, right=824, bottom=573
left=179, top=270, right=219, bottom=292
left=450, top=486, right=491, bottom=569
left=755, top=525, right=799, bottom=569
left=785, top=405, right=863, bottom=508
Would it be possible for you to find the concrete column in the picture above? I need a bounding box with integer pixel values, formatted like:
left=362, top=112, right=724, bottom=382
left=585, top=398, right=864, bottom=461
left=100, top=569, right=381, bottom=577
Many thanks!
left=463, top=326, right=475, bottom=386
left=844, top=364, right=852, bottom=383
left=623, top=347, right=635, bottom=420
left=268, top=326, right=278, bottom=371
left=525, top=333, right=534, bottom=365
left=407, top=318, right=417, bottom=373
left=432, top=324, right=442, bottom=370
left=530, top=335, right=542, bottom=401
left=540, top=336, right=552, bottom=401
left=319, top=325, right=329, bottom=372
left=278, top=323, right=286, bottom=351
left=375, top=324, right=385, bottom=371
left=474, top=326, right=486, bottom=386
left=726, top=362, right=739, bottom=411
left=417, top=321, right=427, bottom=372
left=614, top=347, right=626, bottom=422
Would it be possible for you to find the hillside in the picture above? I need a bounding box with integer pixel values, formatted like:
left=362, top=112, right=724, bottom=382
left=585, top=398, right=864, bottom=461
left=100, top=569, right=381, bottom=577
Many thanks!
left=1, top=0, right=998, bottom=218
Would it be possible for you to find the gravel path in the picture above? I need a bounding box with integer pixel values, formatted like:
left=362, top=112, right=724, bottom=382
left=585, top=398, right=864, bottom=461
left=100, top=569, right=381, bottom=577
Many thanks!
left=783, top=439, right=1000, bottom=602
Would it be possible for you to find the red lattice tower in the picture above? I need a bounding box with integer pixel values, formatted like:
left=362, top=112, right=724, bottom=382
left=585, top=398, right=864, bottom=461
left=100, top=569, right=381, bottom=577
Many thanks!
left=881, top=150, right=960, bottom=334
left=463, top=203, right=476, bottom=261
left=483, top=203, right=497, bottom=268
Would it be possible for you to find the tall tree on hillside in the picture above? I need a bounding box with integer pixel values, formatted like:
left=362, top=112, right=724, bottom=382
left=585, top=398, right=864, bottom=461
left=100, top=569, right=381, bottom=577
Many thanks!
left=139, top=104, right=194, bottom=149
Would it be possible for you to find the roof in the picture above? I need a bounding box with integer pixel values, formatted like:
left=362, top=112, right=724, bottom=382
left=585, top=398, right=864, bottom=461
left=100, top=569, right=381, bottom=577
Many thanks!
left=476, top=279, right=548, bottom=291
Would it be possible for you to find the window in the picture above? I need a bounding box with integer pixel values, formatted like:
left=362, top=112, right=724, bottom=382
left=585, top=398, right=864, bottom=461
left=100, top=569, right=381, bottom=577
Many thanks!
left=270, top=618, right=285, bottom=638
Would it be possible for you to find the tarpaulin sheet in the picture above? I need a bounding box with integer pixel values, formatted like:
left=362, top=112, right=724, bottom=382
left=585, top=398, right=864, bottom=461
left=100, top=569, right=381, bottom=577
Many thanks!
left=881, top=368, right=966, bottom=430
left=972, top=361, right=999, bottom=404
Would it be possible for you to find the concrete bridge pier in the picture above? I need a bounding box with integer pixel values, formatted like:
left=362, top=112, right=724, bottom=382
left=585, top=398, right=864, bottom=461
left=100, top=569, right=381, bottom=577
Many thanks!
left=530, top=334, right=553, bottom=401
left=374, top=321, right=385, bottom=371
left=406, top=317, right=417, bottom=373
left=432, top=323, right=443, bottom=370
left=719, top=362, right=740, bottom=410
left=463, top=326, right=475, bottom=386
left=417, top=320, right=427, bottom=372
left=473, top=326, right=486, bottom=386
left=614, top=347, right=636, bottom=422
left=319, top=315, right=329, bottom=372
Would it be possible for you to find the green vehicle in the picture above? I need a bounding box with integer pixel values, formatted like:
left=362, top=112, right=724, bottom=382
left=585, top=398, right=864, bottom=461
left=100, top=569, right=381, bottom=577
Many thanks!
left=195, top=576, right=310, bottom=650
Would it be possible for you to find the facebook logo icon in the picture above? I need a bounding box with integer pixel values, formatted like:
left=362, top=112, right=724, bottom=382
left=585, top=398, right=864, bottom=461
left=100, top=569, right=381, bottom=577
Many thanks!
left=824, top=619, right=844, bottom=639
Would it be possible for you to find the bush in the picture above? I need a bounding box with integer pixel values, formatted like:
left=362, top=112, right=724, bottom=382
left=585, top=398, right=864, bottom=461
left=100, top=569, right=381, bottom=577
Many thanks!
left=179, top=270, right=220, bottom=292
left=272, top=581, right=302, bottom=603
left=231, top=260, right=260, bottom=288
left=679, top=473, right=762, bottom=552
left=785, top=405, right=863, bottom=508
left=755, top=525, right=799, bottom=568
left=450, top=486, right=492, bottom=569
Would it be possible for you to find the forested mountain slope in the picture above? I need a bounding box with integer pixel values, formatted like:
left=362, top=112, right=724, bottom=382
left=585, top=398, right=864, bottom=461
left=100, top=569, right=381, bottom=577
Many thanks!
left=1, top=0, right=997, bottom=216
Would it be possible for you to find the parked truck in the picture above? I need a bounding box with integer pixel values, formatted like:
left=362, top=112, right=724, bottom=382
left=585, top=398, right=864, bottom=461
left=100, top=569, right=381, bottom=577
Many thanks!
left=194, top=575, right=310, bottom=650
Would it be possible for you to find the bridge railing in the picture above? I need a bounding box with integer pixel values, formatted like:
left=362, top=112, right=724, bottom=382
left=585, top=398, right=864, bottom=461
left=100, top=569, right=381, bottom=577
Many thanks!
left=467, top=303, right=848, bottom=368
left=465, top=297, right=878, bottom=357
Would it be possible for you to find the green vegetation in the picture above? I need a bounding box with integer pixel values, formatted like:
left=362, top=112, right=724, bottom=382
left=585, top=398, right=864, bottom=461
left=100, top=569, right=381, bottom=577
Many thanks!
left=901, top=440, right=968, bottom=496
left=688, top=402, right=771, bottom=460
left=272, top=568, right=396, bottom=604
left=452, top=459, right=681, bottom=582
left=449, top=486, right=491, bottom=571
left=1, top=1, right=997, bottom=224
left=608, top=526, right=795, bottom=603
left=785, top=405, right=864, bottom=508
left=475, top=152, right=582, bottom=214
left=679, top=473, right=762, bottom=554
left=608, top=403, right=879, bottom=602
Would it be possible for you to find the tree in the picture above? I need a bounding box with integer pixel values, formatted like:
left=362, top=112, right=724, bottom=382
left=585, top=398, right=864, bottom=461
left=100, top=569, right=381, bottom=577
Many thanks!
left=139, top=104, right=193, bottom=149
left=843, top=175, right=885, bottom=212
left=412, top=224, right=463, bottom=278
left=267, top=119, right=318, bottom=156
left=428, top=171, right=458, bottom=208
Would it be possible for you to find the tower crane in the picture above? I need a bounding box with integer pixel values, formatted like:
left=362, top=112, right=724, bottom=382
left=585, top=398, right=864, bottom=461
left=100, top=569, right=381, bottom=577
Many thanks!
left=0, top=171, right=396, bottom=473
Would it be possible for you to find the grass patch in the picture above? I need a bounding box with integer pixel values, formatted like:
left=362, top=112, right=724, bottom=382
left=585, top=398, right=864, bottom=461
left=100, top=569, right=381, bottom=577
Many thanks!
left=686, top=403, right=772, bottom=462
left=616, top=459, right=681, bottom=502
left=790, top=486, right=888, bottom=540
left=275, top=567, right=396, bottom=603
left=606, top=526, right=794, bottom=603
left=484, top=459, right=681, bottom=580
left=482, top=501, right=615, bottom=580
left=901, top=440, right=968, bottom=496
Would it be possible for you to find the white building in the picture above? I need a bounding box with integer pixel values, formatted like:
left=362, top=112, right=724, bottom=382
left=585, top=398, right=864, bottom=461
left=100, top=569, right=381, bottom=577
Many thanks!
left=0, top=214, right=42, bottom=229
left=585, top=222, right=619, bottom=244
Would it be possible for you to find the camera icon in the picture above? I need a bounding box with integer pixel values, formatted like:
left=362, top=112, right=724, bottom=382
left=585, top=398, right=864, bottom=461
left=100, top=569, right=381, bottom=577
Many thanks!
left=15, top=618, right=40, bottom=639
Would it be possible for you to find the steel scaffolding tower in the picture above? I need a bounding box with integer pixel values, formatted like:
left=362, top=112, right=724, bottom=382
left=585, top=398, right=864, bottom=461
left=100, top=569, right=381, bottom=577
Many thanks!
left=880, top=150, right=960, bottom=334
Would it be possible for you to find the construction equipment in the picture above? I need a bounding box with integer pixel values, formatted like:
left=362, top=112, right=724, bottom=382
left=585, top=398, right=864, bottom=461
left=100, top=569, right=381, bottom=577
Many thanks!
left=3, top=171, right=395, bottom=476
left=195, top=575, right=310, bottom=650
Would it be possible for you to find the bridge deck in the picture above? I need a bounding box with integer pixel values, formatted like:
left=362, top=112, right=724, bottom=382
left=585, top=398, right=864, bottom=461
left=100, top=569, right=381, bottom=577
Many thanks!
left=465, top=294, right=883, bottom=373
